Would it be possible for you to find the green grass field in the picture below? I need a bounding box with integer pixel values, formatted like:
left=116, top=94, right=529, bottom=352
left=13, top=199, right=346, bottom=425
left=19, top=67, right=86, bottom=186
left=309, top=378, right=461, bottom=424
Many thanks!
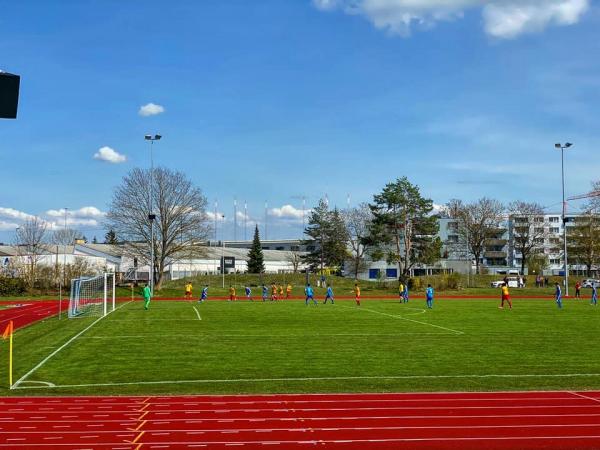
left=2, top=297, right=600, bottom=396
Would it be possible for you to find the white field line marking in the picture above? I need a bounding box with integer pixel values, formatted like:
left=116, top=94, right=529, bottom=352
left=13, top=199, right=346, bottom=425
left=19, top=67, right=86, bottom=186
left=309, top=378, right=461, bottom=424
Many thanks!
left=570, top=392, right=600, bottom=403
left=79, top=332, right=445, bottom=339
left=337, top=304, right=464, bottom=335
left=11, top=301, right=133, bottom=390
left=192, top=306, right=201, bottom=321
left=13, top=373, right=600, bottom=390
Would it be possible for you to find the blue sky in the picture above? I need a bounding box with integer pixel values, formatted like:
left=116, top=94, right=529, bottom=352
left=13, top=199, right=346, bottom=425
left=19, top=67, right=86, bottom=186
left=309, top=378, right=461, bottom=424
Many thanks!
left=1, top=0, right=599, bottom=243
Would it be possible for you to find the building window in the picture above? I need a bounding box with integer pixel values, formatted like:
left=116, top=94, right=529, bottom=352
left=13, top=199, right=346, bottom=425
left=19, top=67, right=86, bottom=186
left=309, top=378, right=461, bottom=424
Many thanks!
left=549, top=217, right=560, bottom=223
left=369, top=269, right=380, bottom=279
left=276, top=246, right=284, bottom=251
left=534, top=227, right=544, bottom=234
left=306, top=246, right=315, bottom=251
left=550, top=258, right=561, bottom=265
left=550, top=227, right=560, bottom=234
left=291, top=246, right=300, bottom=251
left=386, top=268, right=398, bottom=278
left=534, top=217, right=544, bottom=223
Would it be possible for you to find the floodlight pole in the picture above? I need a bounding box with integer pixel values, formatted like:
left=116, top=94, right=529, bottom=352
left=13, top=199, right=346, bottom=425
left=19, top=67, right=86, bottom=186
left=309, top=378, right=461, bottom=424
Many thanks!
left=59, top=207, right=68, bottom=320
left=221, top=216, right=225, bottom=289
left=145, top=134, right=162, bottom=295
left=556, top=142, right=573, bottom=296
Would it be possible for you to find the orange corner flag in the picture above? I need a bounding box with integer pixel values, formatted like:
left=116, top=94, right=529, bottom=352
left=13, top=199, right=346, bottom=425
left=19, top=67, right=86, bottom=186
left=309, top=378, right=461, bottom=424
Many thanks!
left=2, top=321, right=13, bottom=340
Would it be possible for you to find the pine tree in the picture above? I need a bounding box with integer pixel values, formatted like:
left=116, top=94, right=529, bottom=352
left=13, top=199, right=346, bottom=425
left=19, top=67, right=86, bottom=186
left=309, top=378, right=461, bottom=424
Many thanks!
left=104, top=229, right=118, bottom=245
left=247, top=225, right=265, bottom=273
left=92, top=236, right=98, bottom=244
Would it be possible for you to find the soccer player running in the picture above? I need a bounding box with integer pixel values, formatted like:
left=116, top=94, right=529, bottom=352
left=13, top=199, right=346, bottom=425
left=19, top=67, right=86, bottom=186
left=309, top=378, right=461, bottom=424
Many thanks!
left=323, top=284, right=334, bottom=304
left=185, top=281, right=193, bottom=300
left=305, top=283, right=318, bottom=306
left=398, top=281, right=404, bottom=302
left=499, top=282, right=512, bottom=309
left=245, top=285, right=253, bottom=301
left=271, top=283, right=278, bottom=301
left=142, top=283, right=152, bottom=310
left=229, top=285, right=237, bottom=302
left=199, top=285, right=208, bottom=303
left=426, top=284, right=434, bottom=309
left=286, top=283, right=292, bottom=299
left=555, top=282, right=563, bottom=309
left=279, top=285, right=284, bottom=299
left=592, top=284, right=598, bottom=306
left=354, top=282, right=361, bottom=306
left=262, top=284, right=268, bottom=302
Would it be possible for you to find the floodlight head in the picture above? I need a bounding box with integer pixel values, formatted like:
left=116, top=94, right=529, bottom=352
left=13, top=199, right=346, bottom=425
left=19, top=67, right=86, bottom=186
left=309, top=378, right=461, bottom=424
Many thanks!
left=154, top=134, right=162, bottom=140
left=555, top=143, right=562, bottom=149
left=565, top=142, right=573, bottom=148
left=144, top=135, right=152, bottom=140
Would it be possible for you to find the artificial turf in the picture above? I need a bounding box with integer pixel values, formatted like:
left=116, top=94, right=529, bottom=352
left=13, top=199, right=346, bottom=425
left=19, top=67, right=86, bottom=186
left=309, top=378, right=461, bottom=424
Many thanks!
left=1, top=297, right=600, bottom=396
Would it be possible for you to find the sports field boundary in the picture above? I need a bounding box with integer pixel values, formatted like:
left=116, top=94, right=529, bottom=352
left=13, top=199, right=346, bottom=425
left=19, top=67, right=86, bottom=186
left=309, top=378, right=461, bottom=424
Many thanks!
left=11, top=300, right=133, bottom=390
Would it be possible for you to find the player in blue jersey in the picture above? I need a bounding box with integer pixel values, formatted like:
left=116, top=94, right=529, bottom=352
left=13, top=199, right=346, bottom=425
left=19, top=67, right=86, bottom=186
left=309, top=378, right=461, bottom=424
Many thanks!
left=262, top=284, right=268, bottom=302
left=403, top=283, right=409, bottom=303
left=592, top=284, right=598, bottom=306
left=323, top=284, right=334, bottom=304
left=198, top=285, right=208, bottom=303
left=555, top=282, right=563, bottom=309
left=305, top=283, right=318, bottom=306
left=426, top=284, right=434, bottom=309
left=245, top=285, right=252, bottom=301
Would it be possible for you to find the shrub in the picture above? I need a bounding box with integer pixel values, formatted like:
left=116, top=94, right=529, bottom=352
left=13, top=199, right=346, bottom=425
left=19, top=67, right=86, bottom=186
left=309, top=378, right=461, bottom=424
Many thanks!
left=0, top=277, right=27, bottom=296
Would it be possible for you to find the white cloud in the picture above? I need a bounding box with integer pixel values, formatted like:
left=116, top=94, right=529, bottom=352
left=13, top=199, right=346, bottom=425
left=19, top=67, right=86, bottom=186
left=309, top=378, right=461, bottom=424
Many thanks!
left=93, top=146, right=127, bottom=164
left=483, top=0, right=590, bottom=39
left=46, top=206, right=106, bottom=219
left=269, top=204, right=309, bottom=222
left=0, top=221, right=18, bottom=231
left=138, top=102, right=165, bottom=117
left=313, top=0, right=589, bottom=38
left=206, top=211, right=227, bottom=222
left=0, top=207, right=36, bottom=221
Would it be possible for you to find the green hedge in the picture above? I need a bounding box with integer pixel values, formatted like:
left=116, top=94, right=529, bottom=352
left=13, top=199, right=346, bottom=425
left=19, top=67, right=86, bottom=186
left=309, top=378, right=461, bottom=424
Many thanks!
left=0, top=277, right=27, bottom=296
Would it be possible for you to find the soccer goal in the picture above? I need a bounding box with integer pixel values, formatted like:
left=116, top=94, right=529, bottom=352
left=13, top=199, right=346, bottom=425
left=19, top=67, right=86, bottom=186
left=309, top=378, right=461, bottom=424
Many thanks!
left=68, top=273, right=116, bottom=318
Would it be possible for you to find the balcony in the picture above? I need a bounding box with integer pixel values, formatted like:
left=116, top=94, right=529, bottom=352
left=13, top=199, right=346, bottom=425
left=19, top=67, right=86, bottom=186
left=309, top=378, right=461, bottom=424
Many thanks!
left=486, top=239, right=507, bottom=246
left=484, top=251, right=508, bottom=259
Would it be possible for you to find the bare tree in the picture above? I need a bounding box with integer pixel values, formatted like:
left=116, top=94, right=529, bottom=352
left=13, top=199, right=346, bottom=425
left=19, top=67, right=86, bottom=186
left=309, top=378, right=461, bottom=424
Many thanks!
left=14, top=217, right=49, bottom=288
left=286, top=251, right=302, bottom=273
left=508, top=201, right=546, bottom=275
left=106, top=167, right=211, bottom=289
left=52, top=228, right=82, bottom=246
left=446, top=198, right=505, bottom=275
left=567, top=212, right=600, bottom=276
left=344, top=203, right=373, bottom=279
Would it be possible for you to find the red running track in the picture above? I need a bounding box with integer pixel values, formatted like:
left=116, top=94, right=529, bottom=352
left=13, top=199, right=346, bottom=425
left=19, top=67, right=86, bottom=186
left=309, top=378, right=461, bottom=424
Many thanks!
left=0, top=300, right=68, bottom=331
left=1, top=391, right=600, bottom=449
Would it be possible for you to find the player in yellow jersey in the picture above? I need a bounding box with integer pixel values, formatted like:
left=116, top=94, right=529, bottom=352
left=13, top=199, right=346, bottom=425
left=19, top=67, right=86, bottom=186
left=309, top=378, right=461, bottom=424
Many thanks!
left=286, top=283, right=292, bottom=299
left=398, top=282, right=404, bottom=302
left=354, top=282, right=361, bottom=306
left=279, top=285, right=284, bottom=299
left=271, top=283, right=278, bottom=301
left=499, top=283, right=512, bottom=309
left=185, top=281, right=193, bottom=300
left=229, top=285, right=237, bottom=302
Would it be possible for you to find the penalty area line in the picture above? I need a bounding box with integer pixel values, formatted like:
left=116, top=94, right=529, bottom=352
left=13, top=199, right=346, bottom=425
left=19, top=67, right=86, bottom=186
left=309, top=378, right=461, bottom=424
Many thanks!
left=11, top=300, right=133, bottom=390
left=12, top=373, right=600, bottom=390
left=192, top=306, right=201, bottom=321
left=338, top=304, right=464, bottom=335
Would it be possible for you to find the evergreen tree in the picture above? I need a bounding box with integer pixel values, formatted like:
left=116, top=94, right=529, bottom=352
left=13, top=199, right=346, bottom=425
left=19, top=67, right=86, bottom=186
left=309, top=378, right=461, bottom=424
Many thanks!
left=104, top=229, right=118, bottom=245
left=92, top=236, right=98, bottom=244
left=302, top=199, right=350, bottom=272
left=247, top=225, right=265, bottom=273
left=369, top=177, right=441, bottom=277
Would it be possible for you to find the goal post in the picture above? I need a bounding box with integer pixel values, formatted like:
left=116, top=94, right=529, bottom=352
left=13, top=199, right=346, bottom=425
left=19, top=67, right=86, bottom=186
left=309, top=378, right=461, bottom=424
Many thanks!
left=69, top=273, right=116, bottom=319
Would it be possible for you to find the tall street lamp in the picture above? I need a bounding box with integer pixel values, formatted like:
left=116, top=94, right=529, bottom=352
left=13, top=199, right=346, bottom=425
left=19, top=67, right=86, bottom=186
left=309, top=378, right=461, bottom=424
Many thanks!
left=145, top=134, right=162, bottom=294
left=555, top=142, right=573, bottom=296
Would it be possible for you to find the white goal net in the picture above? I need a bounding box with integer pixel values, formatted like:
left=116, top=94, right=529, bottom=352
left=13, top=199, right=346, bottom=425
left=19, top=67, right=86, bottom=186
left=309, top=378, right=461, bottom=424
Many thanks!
left=69, top=273, right=116, bottom=318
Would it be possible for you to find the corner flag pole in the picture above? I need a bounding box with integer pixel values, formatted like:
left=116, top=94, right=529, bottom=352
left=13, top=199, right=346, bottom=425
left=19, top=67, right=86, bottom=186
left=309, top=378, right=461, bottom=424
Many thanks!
left=2, top=320, right=13, bottom=388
